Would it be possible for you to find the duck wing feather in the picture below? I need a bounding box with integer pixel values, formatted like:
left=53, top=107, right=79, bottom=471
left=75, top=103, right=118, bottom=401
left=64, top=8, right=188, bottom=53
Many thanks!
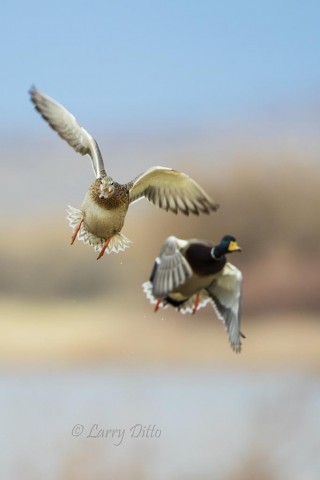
left=150, top=236, right=193, bottom=297
left=30, top=86, right=106, bottom=178
left=206, top=263, right=244, bottom=353
left=128, top=166, right=219, bottom=215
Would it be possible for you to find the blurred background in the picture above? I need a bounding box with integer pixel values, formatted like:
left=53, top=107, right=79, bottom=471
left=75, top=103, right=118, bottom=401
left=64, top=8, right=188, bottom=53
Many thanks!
left=1, top=1, right=320, bottom=479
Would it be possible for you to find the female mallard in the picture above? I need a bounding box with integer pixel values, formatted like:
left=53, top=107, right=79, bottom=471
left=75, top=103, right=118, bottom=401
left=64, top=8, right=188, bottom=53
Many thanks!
left=30, top=87, right=219, bottom=259
left=143, top=235, right=244, bottom=352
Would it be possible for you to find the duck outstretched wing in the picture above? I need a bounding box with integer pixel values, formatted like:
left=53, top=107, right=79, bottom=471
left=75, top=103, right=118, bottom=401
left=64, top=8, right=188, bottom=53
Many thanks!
left=29, top=86, right=106, bottom=178
left=148, top=236, right=193, bottom=297
left=128, top=166, right=219, bottom=215
left=206, top=263, right=244, bottom=353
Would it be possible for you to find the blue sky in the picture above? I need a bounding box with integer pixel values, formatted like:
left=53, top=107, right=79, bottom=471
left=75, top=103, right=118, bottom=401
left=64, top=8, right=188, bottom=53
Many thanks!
left=1, top=0, right=320, bottom=132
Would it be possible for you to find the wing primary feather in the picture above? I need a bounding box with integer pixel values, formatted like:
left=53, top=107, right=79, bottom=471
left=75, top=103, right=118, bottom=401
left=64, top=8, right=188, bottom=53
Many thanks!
left=128, top=166, right=219, bottom=216
left=30, top=86, right=106, bottom=179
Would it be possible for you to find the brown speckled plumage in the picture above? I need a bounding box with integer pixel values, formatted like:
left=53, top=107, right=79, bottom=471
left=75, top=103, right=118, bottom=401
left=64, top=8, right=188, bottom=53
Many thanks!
left=30, top=86, right=219, bottom=258
left=89, top=180, right=130, bottom=210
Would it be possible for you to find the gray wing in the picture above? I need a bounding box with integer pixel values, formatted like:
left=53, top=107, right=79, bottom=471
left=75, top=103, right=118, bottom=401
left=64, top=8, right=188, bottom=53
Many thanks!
left=29, top=86, right=106, bottom=178
left=128, top=166, right=219, bottom=215
left=206, top=263, right=244, bottom=353
left=151, top=236, right=193, bottom=297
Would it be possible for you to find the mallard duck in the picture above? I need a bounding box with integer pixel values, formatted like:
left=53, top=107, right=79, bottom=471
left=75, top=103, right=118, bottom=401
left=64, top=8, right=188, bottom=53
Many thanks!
left=143, top=235, right=244, bottom=352
left=29, top=87, right=219, bottom=259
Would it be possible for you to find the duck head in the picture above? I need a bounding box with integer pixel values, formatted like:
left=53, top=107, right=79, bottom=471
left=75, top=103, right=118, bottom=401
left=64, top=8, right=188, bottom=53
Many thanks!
left=211, top=235, right=242, bottom=259
left=99, top=176, right=115, bottom=199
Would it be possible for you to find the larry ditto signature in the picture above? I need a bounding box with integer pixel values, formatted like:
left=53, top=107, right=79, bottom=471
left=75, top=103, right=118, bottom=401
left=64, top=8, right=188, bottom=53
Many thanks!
left=72, top=423, right=161, bottom=446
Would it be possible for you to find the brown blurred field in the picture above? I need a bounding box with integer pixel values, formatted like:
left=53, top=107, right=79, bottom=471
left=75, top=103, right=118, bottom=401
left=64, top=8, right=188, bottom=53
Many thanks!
left=1, top=149, right=320, bottom=367
left=1, top=298, right=320, bottom=369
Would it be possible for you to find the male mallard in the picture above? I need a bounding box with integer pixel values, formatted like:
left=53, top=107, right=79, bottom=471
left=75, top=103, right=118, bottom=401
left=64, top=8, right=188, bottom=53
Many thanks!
left=143, top=235, right=244, bottom=352
left=30, top=87, right=219, bottom=259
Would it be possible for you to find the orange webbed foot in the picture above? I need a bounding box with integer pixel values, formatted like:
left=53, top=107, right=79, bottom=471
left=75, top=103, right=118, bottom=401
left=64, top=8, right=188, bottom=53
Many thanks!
left=154, top=299, right=161, bottom=312
left=97, top=237, right=112, bottom=260
left=71, top=219, right=83, bottom=245
left=192, top=292, right=200, bottom=315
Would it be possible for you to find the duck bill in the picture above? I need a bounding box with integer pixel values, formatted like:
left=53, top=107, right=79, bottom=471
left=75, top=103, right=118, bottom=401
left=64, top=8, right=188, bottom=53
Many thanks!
left=99, top=191, right=109, bottom=199
left=99, top=187, right=112, bottom=199
left=228, top=241, right=242, bottom=252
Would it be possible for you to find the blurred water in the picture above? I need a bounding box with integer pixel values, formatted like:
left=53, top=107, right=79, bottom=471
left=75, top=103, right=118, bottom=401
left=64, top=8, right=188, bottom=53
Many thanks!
left=0, top=366, right=319, bottom=480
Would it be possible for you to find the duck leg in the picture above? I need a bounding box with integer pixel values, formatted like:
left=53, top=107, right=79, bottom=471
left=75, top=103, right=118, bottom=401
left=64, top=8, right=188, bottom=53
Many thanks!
left=154, top=299, right=161, bottom=312
left=97, top=237, right=112, bottom=260
left=70, top=219, right=83, bottom=245
left=192, top=292, right=200, bottom=315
